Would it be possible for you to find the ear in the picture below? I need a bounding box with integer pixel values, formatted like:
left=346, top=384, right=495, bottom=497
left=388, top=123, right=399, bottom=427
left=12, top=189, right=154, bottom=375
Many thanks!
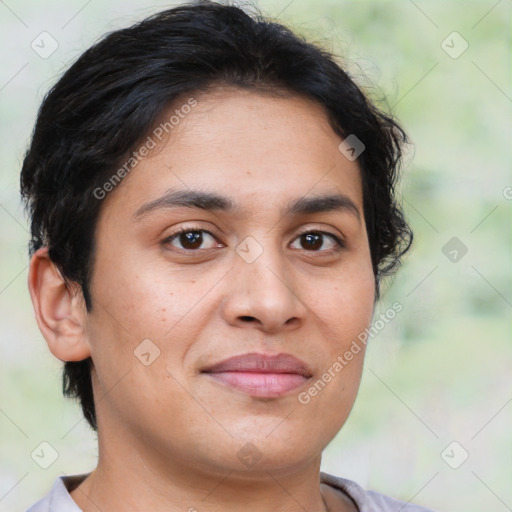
left=28, top=247, right=91, bottom=361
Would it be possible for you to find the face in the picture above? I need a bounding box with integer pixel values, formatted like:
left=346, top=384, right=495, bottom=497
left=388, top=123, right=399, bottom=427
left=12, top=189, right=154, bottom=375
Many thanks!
left=85, top=87, right=375, bottom=477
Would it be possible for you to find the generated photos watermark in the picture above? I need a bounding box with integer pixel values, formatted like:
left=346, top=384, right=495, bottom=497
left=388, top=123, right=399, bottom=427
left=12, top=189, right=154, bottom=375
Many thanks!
left=93, top=97, right=198, bottom=200
left=298, top=302, right=403, bottom=404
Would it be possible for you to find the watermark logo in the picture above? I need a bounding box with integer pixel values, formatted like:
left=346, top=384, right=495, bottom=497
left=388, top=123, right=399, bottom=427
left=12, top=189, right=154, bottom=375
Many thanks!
left=441, top=441, right=469, bottom=469
left=298, top=302, right=402, bottom=404
left=236, top=236, right=264, bottom=263
left=31, top=31, right=59, bottom=59
left=441, top=32, right=469, bottom=59
left=338, top=134, right=365, bottom=161
left=134, top=339, right=161, bottom=366
left=31, top=441, right=59, bottom=469
left=442, top=236, right=468, bottom=263
left=93, top=97, right=198, bottom=200
left=237, top=442, right=263, bottom=468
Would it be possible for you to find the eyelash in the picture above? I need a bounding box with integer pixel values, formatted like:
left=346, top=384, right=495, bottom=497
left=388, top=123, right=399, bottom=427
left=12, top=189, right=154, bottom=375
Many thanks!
left=162, top=226, right=345, bottom=254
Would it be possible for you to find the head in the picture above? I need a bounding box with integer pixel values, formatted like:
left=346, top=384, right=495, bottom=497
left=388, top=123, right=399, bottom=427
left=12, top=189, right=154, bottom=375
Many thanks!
left=21, top=0, right=412, bottom=475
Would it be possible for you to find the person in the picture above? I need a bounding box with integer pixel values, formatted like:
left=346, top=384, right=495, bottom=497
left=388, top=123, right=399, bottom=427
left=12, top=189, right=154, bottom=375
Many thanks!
left=21, top=1, right=434, bottom=510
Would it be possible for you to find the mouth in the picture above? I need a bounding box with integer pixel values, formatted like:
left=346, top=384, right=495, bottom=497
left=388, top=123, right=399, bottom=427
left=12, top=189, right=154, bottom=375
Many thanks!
left=201, top=352, right=312, bottom=398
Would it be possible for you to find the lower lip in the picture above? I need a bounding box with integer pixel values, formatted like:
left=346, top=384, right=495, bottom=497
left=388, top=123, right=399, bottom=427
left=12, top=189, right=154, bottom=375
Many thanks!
left=205, top=372, right=308, bottom=397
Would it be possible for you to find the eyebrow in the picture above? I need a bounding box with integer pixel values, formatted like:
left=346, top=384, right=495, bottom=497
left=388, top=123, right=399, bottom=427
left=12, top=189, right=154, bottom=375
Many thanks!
left=132, top=188, right=361, bottom=222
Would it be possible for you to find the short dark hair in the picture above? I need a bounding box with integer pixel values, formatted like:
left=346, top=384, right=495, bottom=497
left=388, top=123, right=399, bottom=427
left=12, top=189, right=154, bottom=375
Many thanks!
left=20, top=0, right=412, bottom=431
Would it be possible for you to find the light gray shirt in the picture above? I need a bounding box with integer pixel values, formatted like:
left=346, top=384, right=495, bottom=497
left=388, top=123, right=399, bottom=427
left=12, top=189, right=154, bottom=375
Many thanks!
left=26, top=471, right=436, bottom=511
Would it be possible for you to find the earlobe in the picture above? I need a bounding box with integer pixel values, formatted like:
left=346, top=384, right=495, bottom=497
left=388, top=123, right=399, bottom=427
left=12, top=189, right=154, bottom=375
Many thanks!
left=28, top=247, right=91, bottom=362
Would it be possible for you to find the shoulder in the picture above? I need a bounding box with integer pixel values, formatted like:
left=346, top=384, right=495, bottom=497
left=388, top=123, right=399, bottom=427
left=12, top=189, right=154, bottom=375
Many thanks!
left=26, top=474, right=88, bottom=512
left=320, top=472, right=438, bottom=512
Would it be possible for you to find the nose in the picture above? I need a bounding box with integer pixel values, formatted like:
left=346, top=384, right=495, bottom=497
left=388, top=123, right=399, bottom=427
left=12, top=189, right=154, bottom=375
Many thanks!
left=221, top=241, right=308, bottom=334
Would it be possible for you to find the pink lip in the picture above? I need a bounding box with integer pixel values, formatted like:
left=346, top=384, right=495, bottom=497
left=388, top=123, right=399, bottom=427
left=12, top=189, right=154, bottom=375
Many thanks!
left=202, top=352, right=312, bottom=398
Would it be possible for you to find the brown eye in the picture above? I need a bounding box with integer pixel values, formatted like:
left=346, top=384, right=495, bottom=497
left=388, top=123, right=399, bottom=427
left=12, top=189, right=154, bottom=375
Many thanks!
left=301, top=233, right=322, bottom=250
left=178, top=230, right=203, bottom=250
left=290, top=231, right=343, bottom=252
left=164, top=228, right=221, bottom=251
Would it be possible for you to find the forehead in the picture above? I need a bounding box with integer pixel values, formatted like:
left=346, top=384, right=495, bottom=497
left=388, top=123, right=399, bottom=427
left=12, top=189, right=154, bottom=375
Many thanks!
left=102, top=87, right=364, bottom=219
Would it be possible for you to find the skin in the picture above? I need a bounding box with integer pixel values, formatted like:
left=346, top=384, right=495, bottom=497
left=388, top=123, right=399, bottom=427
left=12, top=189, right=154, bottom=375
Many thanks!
left=29, top=87, right=376, bottom=512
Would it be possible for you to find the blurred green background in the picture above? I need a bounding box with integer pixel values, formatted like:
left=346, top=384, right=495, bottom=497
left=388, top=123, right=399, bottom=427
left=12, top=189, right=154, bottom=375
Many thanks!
left=1, top=1, right=510, bottom=511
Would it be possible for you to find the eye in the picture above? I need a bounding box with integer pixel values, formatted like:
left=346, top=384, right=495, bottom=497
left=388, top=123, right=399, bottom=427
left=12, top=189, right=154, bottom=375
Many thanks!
left=290, top=230, right=344, bottom=253
left=163, top=227, right=344, bottom=254
left=163, top=227, right=222, bottom=251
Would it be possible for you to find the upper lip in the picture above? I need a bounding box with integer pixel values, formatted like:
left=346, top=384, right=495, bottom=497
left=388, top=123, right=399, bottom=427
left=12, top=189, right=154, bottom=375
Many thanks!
left=202, top=352, right=312, bottom=377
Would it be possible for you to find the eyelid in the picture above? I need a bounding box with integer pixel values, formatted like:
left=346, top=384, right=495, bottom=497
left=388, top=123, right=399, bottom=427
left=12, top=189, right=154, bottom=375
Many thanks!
left=163, top=226, right=223, bottom=250
left=291, top=228, right=345, bottom=252
left=162, top=224, right=346, bottom=253
left=294, top=227, right=345, bottom=244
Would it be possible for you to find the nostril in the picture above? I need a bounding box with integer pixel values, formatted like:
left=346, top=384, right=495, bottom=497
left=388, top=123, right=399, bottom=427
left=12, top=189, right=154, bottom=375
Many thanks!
left=285, top=317, right=300, bottom=327
left=240, top=316, right=256, bottom=322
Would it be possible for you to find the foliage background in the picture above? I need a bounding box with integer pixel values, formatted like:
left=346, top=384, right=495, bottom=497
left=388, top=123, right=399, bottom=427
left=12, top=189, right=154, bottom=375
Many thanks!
left=1, top=1, right=510, bottom=511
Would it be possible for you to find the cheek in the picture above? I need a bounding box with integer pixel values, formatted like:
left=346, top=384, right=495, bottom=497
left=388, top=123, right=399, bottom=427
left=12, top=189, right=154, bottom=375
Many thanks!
left=85, top=252, right=226, bottom=392
left=311, top=261, right=375, bottom=340
left=91, top=249, right=212, bottom=335
left=298, top=262, right=374, bottom=407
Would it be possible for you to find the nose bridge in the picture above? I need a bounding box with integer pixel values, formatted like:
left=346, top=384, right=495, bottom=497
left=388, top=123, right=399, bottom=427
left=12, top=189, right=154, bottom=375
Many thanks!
left=224, top=233, right=306, bottom=331
left=236, top=233, right=289, bottom=300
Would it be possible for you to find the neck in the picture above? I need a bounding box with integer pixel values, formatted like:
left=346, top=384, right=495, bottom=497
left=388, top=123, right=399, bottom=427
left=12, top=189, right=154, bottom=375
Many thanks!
left=70, top=440, right=336, bottom=512
left=69, top=406, right=359, bottom=512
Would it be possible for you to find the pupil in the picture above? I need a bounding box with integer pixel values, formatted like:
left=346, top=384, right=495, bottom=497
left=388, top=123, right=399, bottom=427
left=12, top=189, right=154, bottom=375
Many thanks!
left=181, top=231, right=202, bottom=249
left=303, top=233, right=321, bottom=250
